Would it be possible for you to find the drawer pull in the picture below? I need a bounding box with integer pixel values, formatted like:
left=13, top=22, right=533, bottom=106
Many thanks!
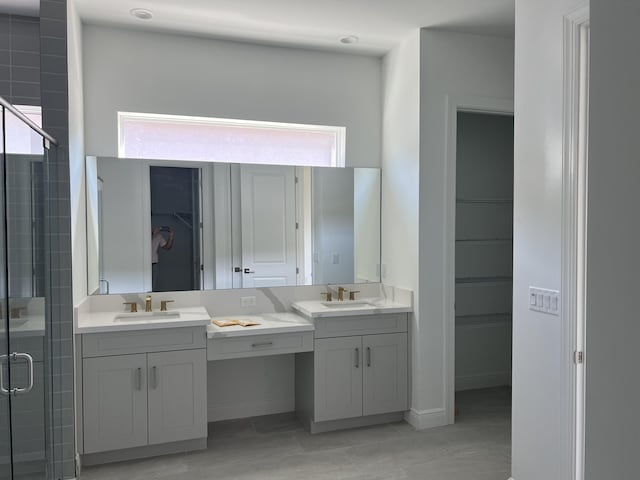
left=251, top=342, right=274, bottom=348
left=136, top=367, right=142, bottom=390
left=355, top=348, right=360, bottom=368
left=367, top=347, right=371, bottom=367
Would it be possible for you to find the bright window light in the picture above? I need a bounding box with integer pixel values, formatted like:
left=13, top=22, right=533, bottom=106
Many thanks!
left=118, top=112, right=346, bottom=167
left=3, top=105, right=43, bottom=155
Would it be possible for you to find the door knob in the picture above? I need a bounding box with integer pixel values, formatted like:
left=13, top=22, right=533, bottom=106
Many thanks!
left=244, top=268, right=255, bottom=274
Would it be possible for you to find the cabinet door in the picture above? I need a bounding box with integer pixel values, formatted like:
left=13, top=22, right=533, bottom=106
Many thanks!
left=362, top=333, right=408, bottom=416
left=83, top=354, right=148, bottom=453
left=314, top=336, right=362, bottom=422
left=147, top=349, right=207, bottom=445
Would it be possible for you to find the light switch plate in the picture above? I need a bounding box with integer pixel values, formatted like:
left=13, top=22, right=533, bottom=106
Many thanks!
left=529, top=287, right=560, bottom=316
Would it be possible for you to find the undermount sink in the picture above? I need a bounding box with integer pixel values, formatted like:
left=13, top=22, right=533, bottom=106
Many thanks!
left=321, top=301, right=373, bottom=308
left=114, top=311, right=180, bottom=321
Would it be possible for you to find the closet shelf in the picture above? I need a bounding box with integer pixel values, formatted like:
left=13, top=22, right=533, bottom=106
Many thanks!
left=456, top=198, right=513, bottom=204
left=456, top=238, right=513, bottom=243
left=455, top=276, right=512, bottom=285
left=455, top=312, right=512, bottom=319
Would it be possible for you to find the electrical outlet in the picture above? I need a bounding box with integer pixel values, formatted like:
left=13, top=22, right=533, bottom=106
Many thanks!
left=240, top=296, right=257, bottom=307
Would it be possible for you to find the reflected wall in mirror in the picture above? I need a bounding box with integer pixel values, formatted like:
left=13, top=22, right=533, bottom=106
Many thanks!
left=86, top=157, right=381, bottom=294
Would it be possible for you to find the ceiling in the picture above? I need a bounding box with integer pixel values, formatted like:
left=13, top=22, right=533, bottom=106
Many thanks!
left=0, top=0, right=39, bottom=16
left=75, top=0, right=515, bottom=56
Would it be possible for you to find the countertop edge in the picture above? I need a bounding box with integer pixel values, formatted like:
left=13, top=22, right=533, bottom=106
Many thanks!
left=76, top=318, right=211, bottom=335
left=290, top=304, right=412, bottom=319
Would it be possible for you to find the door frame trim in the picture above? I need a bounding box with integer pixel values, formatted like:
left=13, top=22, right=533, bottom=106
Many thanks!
left=562, top=6, right=590, bottom=480
left=443, top=95, right=514, bottom=425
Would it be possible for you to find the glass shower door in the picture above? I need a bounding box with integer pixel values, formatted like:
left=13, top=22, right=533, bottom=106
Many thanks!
left=0, top=105, right=14, bottom=480
left=2, top=105, right=48, bottom=479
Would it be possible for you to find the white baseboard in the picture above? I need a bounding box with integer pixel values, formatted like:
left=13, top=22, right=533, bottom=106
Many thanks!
left=208, top=398, right=295, bottom=422
left=455, top=371, right=512, bottom=392
left=404, top=407, right=448, bottom=430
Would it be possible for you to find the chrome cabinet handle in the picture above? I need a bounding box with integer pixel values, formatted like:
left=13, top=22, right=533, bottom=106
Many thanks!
left=150, top=366, right=158, bottom=389
left=355, top=348, right=360, bottom=368
left=367, top=347, right=371, bottom=367
left=136, top=367, right=142, bottom=390
left=11, top=353, right=34, bottom=396
left=251, top=342, right=274, bottom=348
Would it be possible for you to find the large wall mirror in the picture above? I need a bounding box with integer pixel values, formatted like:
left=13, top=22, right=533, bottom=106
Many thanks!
left=86, top=156, right=381, bottom=294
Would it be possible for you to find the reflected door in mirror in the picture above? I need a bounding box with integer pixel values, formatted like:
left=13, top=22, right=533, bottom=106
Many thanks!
left=239, top=165, right=297, bottom=288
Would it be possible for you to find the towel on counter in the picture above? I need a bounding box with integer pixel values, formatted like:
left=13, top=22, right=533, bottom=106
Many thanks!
left=212, top=319, right=260, bottom=328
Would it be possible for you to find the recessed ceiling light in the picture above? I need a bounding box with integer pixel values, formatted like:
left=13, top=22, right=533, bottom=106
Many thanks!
left=130, top=8, right=153, bottom=20
left=340, top=35, right=359, bottom=45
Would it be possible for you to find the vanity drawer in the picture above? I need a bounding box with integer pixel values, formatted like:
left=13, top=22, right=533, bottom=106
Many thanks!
left=313, top=313, right=408, bottom=339
left=207, top=332, right=314, bottom=360
left=83, top=327, right=207, bottom=358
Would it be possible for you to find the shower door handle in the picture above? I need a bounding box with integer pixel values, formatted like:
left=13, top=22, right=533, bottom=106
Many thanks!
left=11, top=352, right=34, bottom=396
left=0, top=355, right=8, bottom=396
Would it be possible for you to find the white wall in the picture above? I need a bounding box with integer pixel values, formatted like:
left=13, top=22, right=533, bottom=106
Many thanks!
left=81, top=24, right=382, bottom=168
left=381, top=30, right=422, bottom=423
left=511, top=0, right=583, bottom=478
left=416, top=30, right=514, bottom=422
left=584, top=1, right=639, bottom=478
left=68, top=0, right=86, bottom=305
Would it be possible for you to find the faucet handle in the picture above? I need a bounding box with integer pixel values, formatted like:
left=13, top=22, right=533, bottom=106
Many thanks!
left=160, top=300, right=174, bottom=312
left=320, top=292, right=332, bottom=302
left=348, top=291, right=360, bottom=301
left=123, top=302, right=138, bottom=313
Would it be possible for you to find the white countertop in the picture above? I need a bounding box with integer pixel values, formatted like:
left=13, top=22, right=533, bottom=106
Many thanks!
left=207, top=312, right=314, bottom=338
left=291, top=297, right=412, bottom=319
left=4, top=315, right=46, bottom=338
left=76, top=306, right=212, bottom=334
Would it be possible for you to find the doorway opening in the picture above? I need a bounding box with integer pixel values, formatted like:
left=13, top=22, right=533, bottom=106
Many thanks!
left=150, top=166, right=202, bottom=292
left=453, top=111, right=514, bottom=427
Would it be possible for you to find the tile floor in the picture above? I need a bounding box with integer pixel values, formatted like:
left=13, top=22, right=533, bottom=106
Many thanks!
left=81, top=387, right=511, bottom=480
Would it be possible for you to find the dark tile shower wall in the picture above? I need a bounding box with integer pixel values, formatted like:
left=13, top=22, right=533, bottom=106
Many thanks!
left=40, top=0, right=76, bottom=478
left=0, top=14, right=41, bottom=106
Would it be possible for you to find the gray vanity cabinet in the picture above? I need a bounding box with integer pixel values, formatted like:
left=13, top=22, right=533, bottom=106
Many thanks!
left=301, top=313, right=409, bottom=429
left=362, top=333, right=408, bottom=416
left=314, top=336, right=363, bottom=422
left=83, top=354, right=148, bottom=453
left=147, top=350, right=207, bottom=445
left=81, top=327, right=207, bottom=455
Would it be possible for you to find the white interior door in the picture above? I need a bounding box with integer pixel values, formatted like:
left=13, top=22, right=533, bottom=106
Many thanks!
left=240, top=165, right=297, bottom=288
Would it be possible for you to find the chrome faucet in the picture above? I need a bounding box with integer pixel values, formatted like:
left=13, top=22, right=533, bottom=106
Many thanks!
left=145, top=295, right=152, bottom=312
